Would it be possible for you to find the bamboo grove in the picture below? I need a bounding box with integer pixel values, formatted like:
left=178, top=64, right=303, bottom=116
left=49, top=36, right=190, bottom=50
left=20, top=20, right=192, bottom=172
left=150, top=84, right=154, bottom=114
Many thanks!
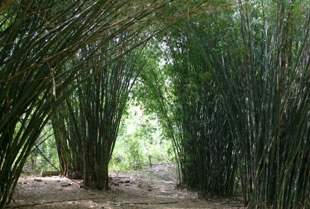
left=52, top=44, right=144, bottom=189
left=1, top=0, right=310, bottom=209
left=0, top=0, right=176, bottom=207
left=139, top=0, right=310, bottom=208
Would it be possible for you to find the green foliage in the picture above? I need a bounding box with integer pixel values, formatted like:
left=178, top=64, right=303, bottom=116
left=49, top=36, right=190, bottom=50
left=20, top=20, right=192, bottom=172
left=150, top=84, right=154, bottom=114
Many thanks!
left=163, top=20, right=238, bottom=197
left=110, top=104, right=173, bottom=171
left=23, top=123, right=59, bottom=173
left=130, top=1, right=310, bottom=208
left=0, top=1, right=178, bottom=207
left=1, top=1, right=309, bottom=208
left=186, top=0, right=310, bottom=208
left=52, top=46, right=146, bottom=189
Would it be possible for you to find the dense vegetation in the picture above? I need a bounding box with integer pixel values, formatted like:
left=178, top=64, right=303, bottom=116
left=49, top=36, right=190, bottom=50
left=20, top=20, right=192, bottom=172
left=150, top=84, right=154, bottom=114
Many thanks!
left=1, top=0, right=309, bottom=209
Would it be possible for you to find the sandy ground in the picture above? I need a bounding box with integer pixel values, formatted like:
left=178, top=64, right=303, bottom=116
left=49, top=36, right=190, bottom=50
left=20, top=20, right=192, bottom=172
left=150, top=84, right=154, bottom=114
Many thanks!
left=9, top=163, right=245, bottom=209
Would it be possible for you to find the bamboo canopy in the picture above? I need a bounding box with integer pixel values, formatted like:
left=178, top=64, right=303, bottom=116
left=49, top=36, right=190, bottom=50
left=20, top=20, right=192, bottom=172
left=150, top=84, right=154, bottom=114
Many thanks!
left=1, top=1, right=309, bottom=209
left=0, top=0, right=192, bottom=207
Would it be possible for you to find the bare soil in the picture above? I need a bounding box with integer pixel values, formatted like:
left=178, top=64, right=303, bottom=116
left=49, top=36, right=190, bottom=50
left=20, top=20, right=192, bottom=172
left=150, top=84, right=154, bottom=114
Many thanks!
left=9, top=163, right=244, bottom=209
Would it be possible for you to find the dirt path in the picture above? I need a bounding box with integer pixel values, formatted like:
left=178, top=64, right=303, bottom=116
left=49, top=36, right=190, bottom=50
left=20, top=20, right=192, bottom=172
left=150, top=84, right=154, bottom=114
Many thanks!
left=10, top=163, right=244, bottom=209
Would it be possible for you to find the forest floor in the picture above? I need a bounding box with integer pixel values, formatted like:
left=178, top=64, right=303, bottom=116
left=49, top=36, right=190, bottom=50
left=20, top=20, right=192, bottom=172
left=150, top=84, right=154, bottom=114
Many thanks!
left=10, top=163, right=245, bottom=209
